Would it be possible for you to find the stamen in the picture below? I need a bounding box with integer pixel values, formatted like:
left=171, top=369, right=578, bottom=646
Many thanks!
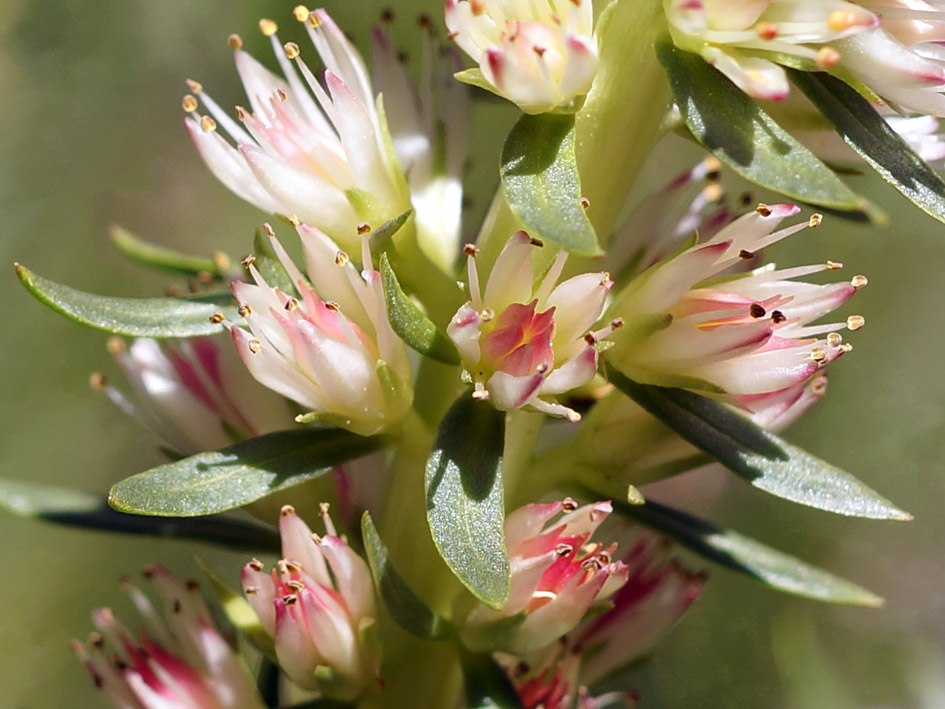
left=335, top=251, right=349, bottom=267
left=357, top=223, right=371, bottom=235
left=846, top=314, right=865, bottom=330
left=284, top=42, right=300, bottom=59
left=241, top=254, right=256, bottom=268
left=826, top=260, right=843, bottom=270
left=200, top=116, right=217, bottom=133
left=580, top=197, right=590, bottom=209
left=748, top=303, right=766, bottom=318
left=259, top=18, right=278, bottom=36
left=186, top=79, right=203, bottom=93
left=817, top=47, right=841, bottom=69
left=293, top=5, right=310, bottom=21
left=851, top=275, right=868, bottom=289
left=826, top=332, right=843, bottom=347
left=228, top=33, right=243, bottom=50
left=771, top=310, right=786, bottom=324
left=209, top=312, right=225, bottom=324
left=808, top=214, right=823, bottom=228
left=755, top=21, right=778, bottom=40
left=739, top=249, right=755, bottom=260
left=756, top=203, right=772, bottom=217
left=247, top=339, right=262, bottom=354
left=562, top=497, right=578, bottom=512
left=237, top=304, right=252, bottom=317
left=181, top=95, right=198, bottom=112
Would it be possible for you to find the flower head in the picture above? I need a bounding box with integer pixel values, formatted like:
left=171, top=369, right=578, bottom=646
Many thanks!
left=241, top=504, right=378, bottom=700
left=448, top=232, right=616, bottom=420
left=226, top=223, right=412, bottom=436
left=462, top=498, right=629, bottom=655
left=608, top=203, right=865, bottom=397
left=445, top=0, right=598, bottom=113
left=73, top=565, right=263, bottom=709
left=94, top=336, right=292, bottom=455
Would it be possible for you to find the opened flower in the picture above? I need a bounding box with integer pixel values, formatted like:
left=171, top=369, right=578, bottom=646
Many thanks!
left=73, top=565, right=263, bottom=709
left=448, top=232, right=616, bottom=420
left=462, top=498, right=629, bottom=655
left=608, top=204, right=865, bottom=397
left=241, top=504, right=378, bottom=700
left=445, top=0, right=598, bottom=113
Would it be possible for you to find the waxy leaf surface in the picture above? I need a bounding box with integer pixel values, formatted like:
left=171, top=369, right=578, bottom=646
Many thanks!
left=110, top=226, right=227, bottom=278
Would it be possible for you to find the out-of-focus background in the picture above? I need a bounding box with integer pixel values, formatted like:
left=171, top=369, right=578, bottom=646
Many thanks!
left=2, top=1, right=944, bottom=706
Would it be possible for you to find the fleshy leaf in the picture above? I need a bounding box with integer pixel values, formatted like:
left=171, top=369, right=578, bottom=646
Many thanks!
left=425, top=392, right=510, bottom=609
left=501, top=113, right=602, bottom=257
left=0, top=479, right=280, bottom=552
left=368, top=209, right=413, bottom=253
left=609, top=372, right=911, bottom=520
left=15, top=263, right=237, bottom=338
left=380, top=253, right=460, bottom=365
left=460, top=648, right=525, bottom=709
left=656, top=41, right=878, bottom=221
left=109, top=429, right=386, bottom=517
left=609, top=495, right=884, bottom=607
left=253, top=227, right=297, bottom=295
left=361, top=511, right=451, bottom=640
left=790, top=70, right=945, bottom=226
left=110, top=226, right=228, bottom=278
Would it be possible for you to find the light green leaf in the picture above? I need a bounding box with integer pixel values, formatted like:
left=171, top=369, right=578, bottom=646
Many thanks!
left=454, top=68, right=503, bottom=99
left=110, top=226, right=228, bottom=278
left=657, top=41, right=878, bottom=221
left=790, top=69, right=945, bottom=226
left=361, top=512, right=451, bottom=640
left=15, top=263, right=237, bottom=338
left=109, top=429, right=386, bottom=517
left=368, top=209, right=413, bottom=253
left=501, top=113, right=602, bottom=257
left=425, top=392, right=510, bottom=609
left=380, top=253, right=460, bottom=365
left=609, top=372, right=911, bottom=521
left=252, top=227, right=297, bottom=295
left=609, top=495, right=884, bottom=607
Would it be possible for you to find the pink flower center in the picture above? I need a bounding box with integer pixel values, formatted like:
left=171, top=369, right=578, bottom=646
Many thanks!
left=480, top=300, right=556, bottom=377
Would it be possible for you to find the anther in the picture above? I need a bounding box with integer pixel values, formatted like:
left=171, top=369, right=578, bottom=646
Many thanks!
left=610, top=318, right=625, bottom=329
left=580, top=197, right=590, bottom=209
left=471, top=389, right=490, bottom=401
left=826, top=260, right=843, bottom=270
left=263, top=223, right=276, bottom=238
left=598, top=550, right=612, bottom=565
left=584, top=332, right=597, bottom=345
left=293, top=5, right=310, bottom=21
left=810, top=346, right=829, bottom=364
left=755, top=21, right=779, bottom=40
left=528, top=236, right=544, bottom=247
left=200, top=116, right=217, bottom=133
left=248, top=339, right=262, bottom=354
left=209, top=312, right=225, bottom=324
left=284, top=560, right=303, bottom=574
left=228, top=33, right=243, bottom=50
left=381, top=9, right=394, bottom=22
left=249, top=558, right=264, bottom=571
left=182, top=95, right=198, bottom=112
left=90, top=372, right=107, bottom=390
left=756, top=203, right=772, bottom=217
left=851, top=275, right=868, bottom=289
left=827, top=11, right=858, bottom=32
left=704, top=183, right=724, bottom=202
left=749, top=303, right=766, bottom=318
left=582, top=556, right=603, bottom=571
left=536, top=362, right=549, bottom=374
left=357, top=223, right=371, bottom=235
left=739, top=249, right=755, bottom=260
left=237, top=303, right=252, bottom=317
left=244, top=586, right=259, bottom=595
left=533, top=45, right=546, bottom=57
left=479, top=307, right=494, bottom=322
left=241, top=254, right=256, bottom=268
left=285, top=297, right=300, bottom=311
left=307, top=11, right=322, bottom=28
left=555, top=543, right=573, bottom=557
left=276, top=88, right=288, bottom=102
left=846, top=314, right=865, bottom=330
left=335, top=250, right=349, bottom=267
left=107, top=336, right=126, bottom=354
left=284, top=594, right=298, bottom=606
left=562, top=497, right=578, bottom=512
left=808, top=213, right=823, bottom=228
left=838, top=343, right=853, bottom=353
left=325, top=301, right=340, bottom=311
left=288, top=213, right=300, bottom=226
left=186, top=580, right=200, bottom=592
left=284, top=42, right=300, bottom=59
left=235, top=105, right=248, bottom=121
left=173, top=600, right=182, bottom=614
left=771, top=310, right=786, bottom=324
left=463, top=243, right=479, bottom=257
left=418, top=13, right=433, bottom=30
left=287, top=580, right=305, bottom=592
left=817, top=47, right=841, bottom=69
left=259, top=18, right=278, bottom=36
left=826, top=332, right=843, bottom=347
left=186, top=79, right=203, bottom=93
left=281, top=505, right=296, bottom=516
left=811, top=374, right=828, bottom=396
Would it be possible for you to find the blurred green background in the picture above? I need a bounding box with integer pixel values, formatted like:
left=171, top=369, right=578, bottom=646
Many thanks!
left=2, top=0, right=944, bottom=706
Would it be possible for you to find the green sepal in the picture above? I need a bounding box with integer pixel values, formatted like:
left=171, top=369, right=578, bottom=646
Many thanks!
left=110, top=225, right=228, bottom=279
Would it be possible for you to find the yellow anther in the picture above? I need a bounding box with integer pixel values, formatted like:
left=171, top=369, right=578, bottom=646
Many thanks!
left=200, top=115, right=217, bottom=133
left=809, top=213, right=823, bottom=228
left=846, top=314, right=865, bottom=331
left=228, top=33, right=243, bottom=50
left=182, top=95, right=198, bottom=112
left=186, top=79, right=203, bottom=93
left=335, top=251, right=349, bottom=267
left=284, top=42, right=300, bottom=59
left=293, top=5, right=310, bottom=21
left=826, top=332, right=843, bottom=348
left=248, top=339, right=262, bottom=354
left=259, top=18, right=278, bottom=36
left=851, top=274, right=868, bottom=289
left=756, top=203, right=772, bottom=217
left=826, top=260, right=843, bottom=270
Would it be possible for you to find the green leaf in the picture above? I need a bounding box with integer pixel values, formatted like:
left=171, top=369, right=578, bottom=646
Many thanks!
left=15, top=263, right=237, bottom=338
left=361, top=511, right=451, bottom=640
left=368, top=209, right=413, bottom=253
left=109, top=429, right=386, bottom=517
left=454, top=68, right=505, bottom=100
left=253, top=227, right=297, bottom=295
left=460, top=648, right=524, bottom=709
left=656, top=41, right=877, bottom=221
left=501, top=113, right=602, bottom=257
left=790, top=70, right=945, bottom=226
left=609, top=495, right=884, bottom=607
left=109, top=226, right=228, bottom=278
left=0, top=478, right=281, bottom=552
left=609, top=372, right=911, bottom=521
left=425, top=392, right=510, bottom=609
left=380, top=253, right=460, bottom=365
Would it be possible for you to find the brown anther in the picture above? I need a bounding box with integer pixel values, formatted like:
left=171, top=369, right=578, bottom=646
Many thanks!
left=311, top=532, right=323, bottom=545
left=846, top=314, right=865, bottom=331
left=89, top=372, right=107, bottom=390
left=562, top=496, right=578, bottom=512
left=447, top=31, right=459, bottom=40
left=234, top=106, right=248, bottom=122
left=325, top=301, right=341, bottom=311
left=536, top=362, right=549, bottom=374
left=281, top=505, right=296, bottom=516
left=514, top=661, right=530, bottom=678
left=771, top=310, right=786, bottom=324
left=209, top=312, right=225, bottom=324
left=284, top=42, right=300, bottom=59
left=755, top=21, right=779, bottom=40
left=580, top=196, right=590, bottom=209
left=581, top=556, right=603, bottom=571
left=739, top=249, right=755, bottom=260
left=357, top=222, right=371, bottom=235
left=277, top=88, right=288, bottom=102
left=555, top=543, right=574, bottom=557
left=756, top=203, right=772, bottom=217
left=749, top=303, right=766, bottom=318
left=597, top=550, right=612, bottom=565
left=838, top=342, right=853, bottom=354
left=228, top=33, right=243, bottom=50
left=418, top=13, right=433, bottom=30
left=186, top=580, right=200, bottom=592
left=808, top=213, right=823, bottom=228
left=610, top=318, right=625, bottom=330
left=817, top=46, right=841, bottom=68
left=479, top=307, right=494, bottom=322
left=287, top=580, right=305, bottom=592
left=584, top=332, right=597, bottom=345
left=288, top=213, right=300, bottom=226
left=89, top=633, right=105, bottom=648
left=533, top=45, right=546, bottom=57
left=811, top=373, right=828, bottom=396
left=293, top=5, right=311, bottom=21
left=319, top=501, right=331, bottom=515
left=739, top=191, right=753, bottom=206
left=249, top=558, right=264, bottom=571
left=284, top=559, right=303, bottom=574
left=248, top=339, right=262, bottom=354
left=244, top=586, right=259, bottom=595
left=259, top=18, right=278, bottom=36
left=284, top=297, right=300, bottom=311
left=463, top=243, right=479, bottom=257
left=186, top=79, right=203, bottom=93
left=284, top=594, right=299, bottom=606
left=200, top=115, right=217, bottom=133
left=165, top=285, right=182, bottom=297
left=334, top=250, right=349, bottom=267
left=172, top=600, right=182, bottom=614
left=397, top=51, right=409, bottom=63
left=241, top=254, right=256, bottom=268
left=106, top=336, right=126, bottom=354
left=826, top=332, right=843, bottom=348
left=381, top=8, right=394, bottom=22
left=182, top=94, right=198, bottom=112
left=237, top=303, right=252, bottom=318
left=810, top=346, right=829, bottom=364
left=826, top=260, right=843, bottom=270
left=470, top=0, right=485, bottom=15
left=307, top=11, right=322, bottom=28
left=528, top=236, right=544, bottom=247
left=851, top=274, right=868, bottom=288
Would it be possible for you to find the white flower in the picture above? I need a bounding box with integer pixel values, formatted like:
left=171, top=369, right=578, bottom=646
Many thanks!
left=445, top=0, right=598, bottom=113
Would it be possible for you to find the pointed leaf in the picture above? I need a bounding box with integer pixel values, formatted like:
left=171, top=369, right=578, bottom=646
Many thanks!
left=609, top=495, right=883, bottom=607
left=0, top=478, right=280, bottom=552
left=501, top=113, right=602, bottom=257
left=790, top=69, right=945, bottom=226
left=368, top=209, right=413, bottom=253
left=425, top=392, right=510, bottom=609
left=253, top=227, right=297, bottom=295
left=460, top=648, right=524, bottom=709
left=110, top=226, right=228, bottom=278
left=15, top=263, right=237, bottom=337
left=656, top=41, right=877, bottom=221
left=361, top=511, right=451, bottom=640
left=109, top=429, right=387, bottom=517
left=609, top=372, right=911, bottom=520
left=380, top=253, right=460, bottom=365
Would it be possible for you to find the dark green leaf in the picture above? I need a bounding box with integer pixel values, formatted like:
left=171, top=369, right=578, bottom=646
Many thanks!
left=109, top=429, right=386, bottom=517
left=657, top=41, right=876, bottom=220
left=0, top=478, right=280, bottom=552
left=380, top=253, right=460, bottom=365
left=501, top=113, right=602, bottom=257
left=609, top=495, right=883, bottom=607
left=15, top=263, right=237, bottom=338
left=790, top=70, right=945, bottom=226
left=361, top=511, right=451, bottom=640
left=252, top=227, right=297, bottom=295
left=609, top=372, right=911, bottom=520
left=425, top=392, right=510, bottom=609
left=368, top=209, right=413, bottom=253
left=460, top=648, right=524, bottom=709
left=110, top=226, right=227, bottom=278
